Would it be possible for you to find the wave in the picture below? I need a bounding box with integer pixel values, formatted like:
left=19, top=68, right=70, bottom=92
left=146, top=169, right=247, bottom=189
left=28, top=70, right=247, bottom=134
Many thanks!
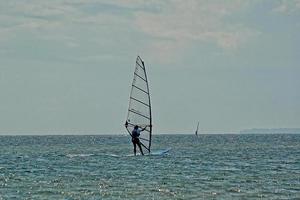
left=66, top=153, right=94, bottom=158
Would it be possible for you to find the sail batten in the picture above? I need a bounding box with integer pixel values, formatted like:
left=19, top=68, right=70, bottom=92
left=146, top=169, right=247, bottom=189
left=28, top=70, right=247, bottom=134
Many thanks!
left=134, top=72, right=147, bottom=82
left=128, top=109, right=151, bottom=120
left=136, top=61, right=145, bottom=70
left=132, top=85, right=149, bottom=94
left=125, top=56, right=152, bottom=153
left=130, top=97, right=150, bottom=107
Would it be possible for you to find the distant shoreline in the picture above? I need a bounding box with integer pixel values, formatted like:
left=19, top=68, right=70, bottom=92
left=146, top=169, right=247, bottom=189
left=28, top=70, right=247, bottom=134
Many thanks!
left=0, top=132, right=300, bottom=136
left=240, top=128, right=300, bottom=134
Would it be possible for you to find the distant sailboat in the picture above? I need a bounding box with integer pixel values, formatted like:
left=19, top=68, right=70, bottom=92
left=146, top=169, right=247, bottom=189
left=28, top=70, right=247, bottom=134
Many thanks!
left=195, top=122, right=199, bottom=136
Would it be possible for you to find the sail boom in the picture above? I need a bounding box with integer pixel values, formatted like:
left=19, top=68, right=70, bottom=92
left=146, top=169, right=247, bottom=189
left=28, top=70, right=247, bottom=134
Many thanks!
left=125, top=122, right=151, bottom=133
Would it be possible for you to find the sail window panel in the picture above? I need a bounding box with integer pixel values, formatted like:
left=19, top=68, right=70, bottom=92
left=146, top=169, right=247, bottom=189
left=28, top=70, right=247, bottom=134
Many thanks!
left=127, top=111, right=150, bottom=128
left=128, top=101, right=150, bottom=119
left=136, top=57, right=145, bottom=70
left=128, top=91, right=150, bottom=121
left=139, top=132, right=150, bottom=144
left=134, top=66, right=147, bottom=82
left=131, top=87, right=149, bottom=105
left=132, top=75, right=148, bottom=93
left=127, top=87, right=150, bottom=128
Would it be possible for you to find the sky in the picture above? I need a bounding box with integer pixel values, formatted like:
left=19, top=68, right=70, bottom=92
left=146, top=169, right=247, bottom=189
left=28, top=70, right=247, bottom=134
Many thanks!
left=0, top=0, right=299, bottom=135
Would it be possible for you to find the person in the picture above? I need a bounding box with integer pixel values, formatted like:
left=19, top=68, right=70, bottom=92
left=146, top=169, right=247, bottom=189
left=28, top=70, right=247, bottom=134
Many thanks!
left=131, top=125, right=147, bottom=156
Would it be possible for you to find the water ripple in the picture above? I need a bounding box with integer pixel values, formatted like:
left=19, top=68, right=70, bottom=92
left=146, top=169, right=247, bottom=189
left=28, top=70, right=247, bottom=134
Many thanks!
left=0, top=134, right=299, bottom=199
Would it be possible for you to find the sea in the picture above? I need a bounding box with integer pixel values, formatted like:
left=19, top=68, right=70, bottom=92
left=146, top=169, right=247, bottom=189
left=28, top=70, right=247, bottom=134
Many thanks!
left=0, top=134, right=299, bottom=199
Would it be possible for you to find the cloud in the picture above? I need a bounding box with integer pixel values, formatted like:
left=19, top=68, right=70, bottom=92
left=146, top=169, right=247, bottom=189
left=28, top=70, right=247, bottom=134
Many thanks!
left=0, top=0, right=262, bottom=63
left=0, top=1, right=74, bottom=39
left=0, top=1, right=131, bottom=50
left=272, top=0, right=300, bottom=14
left=131, top=0, right=260, bottom=62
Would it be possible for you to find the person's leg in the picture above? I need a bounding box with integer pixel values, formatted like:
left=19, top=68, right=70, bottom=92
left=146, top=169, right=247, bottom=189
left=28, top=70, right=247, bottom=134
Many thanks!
left=133, top=142, right=137, bottom=156
left=137, top=141, right=144, bottom=155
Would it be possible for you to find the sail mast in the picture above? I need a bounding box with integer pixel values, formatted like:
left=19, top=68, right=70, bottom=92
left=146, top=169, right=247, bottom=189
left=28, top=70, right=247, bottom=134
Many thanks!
left=142, top=58, right=152, bottom=151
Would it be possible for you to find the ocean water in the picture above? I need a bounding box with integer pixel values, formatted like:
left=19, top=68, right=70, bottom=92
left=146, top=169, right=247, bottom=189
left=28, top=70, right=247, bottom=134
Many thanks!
left=0, top=134, right=299, bottom=199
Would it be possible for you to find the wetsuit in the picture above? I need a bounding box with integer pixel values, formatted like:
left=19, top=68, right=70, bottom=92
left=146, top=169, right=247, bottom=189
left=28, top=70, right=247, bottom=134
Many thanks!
left=132, top=128, right=144, bottom=155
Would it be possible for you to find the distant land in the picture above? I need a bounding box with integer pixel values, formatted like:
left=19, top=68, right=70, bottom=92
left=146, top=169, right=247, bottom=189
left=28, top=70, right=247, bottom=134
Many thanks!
left=240, top=128, right=300, bottom=134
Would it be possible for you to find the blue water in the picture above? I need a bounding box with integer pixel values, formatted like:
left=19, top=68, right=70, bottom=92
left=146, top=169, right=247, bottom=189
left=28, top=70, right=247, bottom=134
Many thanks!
left=0, top=134, right=299, bottom=199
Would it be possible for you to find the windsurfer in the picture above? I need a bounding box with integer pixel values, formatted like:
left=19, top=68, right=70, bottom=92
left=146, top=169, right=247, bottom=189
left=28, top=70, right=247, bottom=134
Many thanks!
left=130, top=124, right=146, bottom=156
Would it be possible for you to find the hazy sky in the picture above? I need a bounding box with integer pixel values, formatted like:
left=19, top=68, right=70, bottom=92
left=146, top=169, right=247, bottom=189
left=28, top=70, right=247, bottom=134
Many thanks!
left=0, top=0, right=299, bottom=134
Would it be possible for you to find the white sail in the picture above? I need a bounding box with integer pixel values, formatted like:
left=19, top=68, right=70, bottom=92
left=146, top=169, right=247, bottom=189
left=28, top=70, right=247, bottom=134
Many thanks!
left=125, top=56, right=152, bottom=153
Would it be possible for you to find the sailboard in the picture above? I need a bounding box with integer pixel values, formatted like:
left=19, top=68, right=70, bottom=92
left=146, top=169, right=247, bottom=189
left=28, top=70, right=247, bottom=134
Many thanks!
left=150, top=148, right=171, bottom=156
left=195, top=122, right=199, bottom=136
left=125, top=56, right=152, bottom=153
left=126, top=148, right=171, bottom=157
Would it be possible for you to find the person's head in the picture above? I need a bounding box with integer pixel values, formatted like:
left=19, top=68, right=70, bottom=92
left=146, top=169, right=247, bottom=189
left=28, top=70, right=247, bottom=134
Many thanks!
left=134, top=125, right=138, bottom=129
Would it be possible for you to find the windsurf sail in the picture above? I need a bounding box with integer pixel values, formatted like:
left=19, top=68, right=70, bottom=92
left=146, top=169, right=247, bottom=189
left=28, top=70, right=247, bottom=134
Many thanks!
left=195, top=122, right=199, bottom=136
left=125, top=56, right=152, bottom=153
